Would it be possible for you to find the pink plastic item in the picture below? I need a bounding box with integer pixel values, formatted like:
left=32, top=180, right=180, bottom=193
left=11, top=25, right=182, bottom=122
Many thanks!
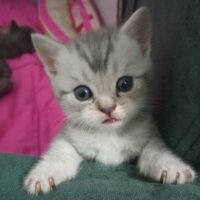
left=38, top=0, right=101, bottom=42
left=0, top=0, right=66, bottom=156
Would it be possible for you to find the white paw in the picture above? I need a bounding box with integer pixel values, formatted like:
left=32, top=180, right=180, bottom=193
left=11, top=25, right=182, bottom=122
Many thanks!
left=139, top=159, right=196, bottom=184
left=24, top=160, right=77, bottom=195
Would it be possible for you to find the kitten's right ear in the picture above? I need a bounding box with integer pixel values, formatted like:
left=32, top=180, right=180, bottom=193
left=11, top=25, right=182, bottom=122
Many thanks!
left=120, top=7, right=151, bottom=55
left=32, top=34, right=64, bottom=77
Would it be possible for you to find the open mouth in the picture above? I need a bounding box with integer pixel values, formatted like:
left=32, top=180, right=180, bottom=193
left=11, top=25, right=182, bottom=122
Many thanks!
left=103, top=117, right=119, bottom=124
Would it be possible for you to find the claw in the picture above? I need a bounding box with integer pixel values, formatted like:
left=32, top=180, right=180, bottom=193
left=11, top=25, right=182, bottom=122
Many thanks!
left=48, top=177, right=55, bottom=191
left=35, top=181, right=41, bottom=195
left=160, top=170, right=167, bottom=184
left=184, top=170, right=193, bottom=181
left=175, top=172, right=180, bottom=184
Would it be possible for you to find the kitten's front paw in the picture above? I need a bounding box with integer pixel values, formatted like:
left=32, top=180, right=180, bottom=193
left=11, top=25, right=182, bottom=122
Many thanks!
left=139, top=159, right=196, bottom=184
left=24, top=161, right=77, bottom=195
left=158, top=167, right=195, bottom=184
left=24, top=173, right=56, bottom=195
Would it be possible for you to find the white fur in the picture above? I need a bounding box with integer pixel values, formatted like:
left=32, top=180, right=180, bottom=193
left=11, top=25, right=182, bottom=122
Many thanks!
left=138, top=137, right=196, bottom=184
left=24, top=8, right=196, bottom=194
left=24, top=119, right=196, bottom=194
left=24, top=138, right=82, bottom=194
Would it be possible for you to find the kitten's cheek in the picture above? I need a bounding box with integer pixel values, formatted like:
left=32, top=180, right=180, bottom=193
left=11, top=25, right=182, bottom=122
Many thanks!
left=82, top=110, right=105, bottom=125
left=113, top=107, right=126, bottom=120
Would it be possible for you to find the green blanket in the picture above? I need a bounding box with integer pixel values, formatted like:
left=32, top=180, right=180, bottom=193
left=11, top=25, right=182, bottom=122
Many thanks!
left=0, top=153, right=199, bottom=200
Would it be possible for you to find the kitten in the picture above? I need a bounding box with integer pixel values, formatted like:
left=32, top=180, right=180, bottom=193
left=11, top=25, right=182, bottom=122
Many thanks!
left=0, top=20, right=34, bottom=96
left=24, top=8, right=196, bottom=195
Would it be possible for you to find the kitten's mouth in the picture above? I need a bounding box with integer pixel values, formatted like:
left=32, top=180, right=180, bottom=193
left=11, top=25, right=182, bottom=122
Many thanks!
left=103, top=117, right=119, bottom=124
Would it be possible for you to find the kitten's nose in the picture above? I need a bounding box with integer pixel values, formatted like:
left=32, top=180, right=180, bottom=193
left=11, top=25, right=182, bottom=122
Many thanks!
left=98, top=104, right=116, bottom=116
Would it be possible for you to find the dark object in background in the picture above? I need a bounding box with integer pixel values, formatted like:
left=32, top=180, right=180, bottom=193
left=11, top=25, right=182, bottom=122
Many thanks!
left=117, top=0, right=138, bottom=25
left=0, top=20, right=34, bottom=97
left=0, top=20, right=34, bottom=59
left=0, top=60, right=12, bottom=96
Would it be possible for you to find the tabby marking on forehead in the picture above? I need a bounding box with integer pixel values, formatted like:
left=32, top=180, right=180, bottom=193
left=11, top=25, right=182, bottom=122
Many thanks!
left=74, top=30, right=115, bottom=73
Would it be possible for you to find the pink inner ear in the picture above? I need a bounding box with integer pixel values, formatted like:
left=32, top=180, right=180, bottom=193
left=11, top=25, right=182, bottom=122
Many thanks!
left=45, top=57, right=57, bottom=75
left=131, top=21, right=150, bottom=55
left=49, top=67, right=57, bottom=75
left=136, top=35, right=149, bottom=55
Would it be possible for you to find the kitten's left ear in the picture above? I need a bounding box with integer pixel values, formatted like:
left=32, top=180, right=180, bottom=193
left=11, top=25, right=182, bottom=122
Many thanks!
left=120, top=7, right=151, bottom=55
left=31, top=34, right=65, bottom=77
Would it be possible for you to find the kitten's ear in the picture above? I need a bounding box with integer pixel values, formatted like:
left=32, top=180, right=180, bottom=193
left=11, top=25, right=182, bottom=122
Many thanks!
left=32, top=34, right=64, bottom=77
left=120, top=7, right=151, bottom=55
left=10, top=20, right=20, bottom=32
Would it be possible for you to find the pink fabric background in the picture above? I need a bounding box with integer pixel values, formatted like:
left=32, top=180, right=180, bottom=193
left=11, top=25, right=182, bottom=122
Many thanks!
left=93, top=0, right=118, bottom=26
left=0, top=0, right=66, bottom=156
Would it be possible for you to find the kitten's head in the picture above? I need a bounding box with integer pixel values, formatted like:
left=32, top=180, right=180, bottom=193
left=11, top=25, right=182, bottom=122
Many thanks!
left=32, top=8, right=151, bottom=131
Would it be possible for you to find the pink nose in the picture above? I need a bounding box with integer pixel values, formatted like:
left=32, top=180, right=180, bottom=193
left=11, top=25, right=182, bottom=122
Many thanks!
left=98, top=104, right=116, bottom=116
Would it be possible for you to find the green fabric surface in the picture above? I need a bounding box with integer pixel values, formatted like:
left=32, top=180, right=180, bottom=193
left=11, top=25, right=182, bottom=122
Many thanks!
left=137, top=0, right=200, bottom=167
left=0, top=153, right=200, bottom=200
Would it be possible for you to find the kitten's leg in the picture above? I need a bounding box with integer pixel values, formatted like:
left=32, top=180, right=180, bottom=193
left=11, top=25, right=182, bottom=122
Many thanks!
left=24, top=137, right=82, bottom=195
left=138, top=136, right=196, bottom=184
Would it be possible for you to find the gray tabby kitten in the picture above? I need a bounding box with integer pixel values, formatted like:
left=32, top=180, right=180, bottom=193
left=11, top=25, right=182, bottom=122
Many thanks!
left=24, top=8, right=195, bottom=195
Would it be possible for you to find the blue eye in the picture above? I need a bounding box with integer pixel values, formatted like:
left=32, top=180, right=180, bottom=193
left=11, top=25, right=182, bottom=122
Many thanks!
left=74, top=85, right=92, bottom=101
left=117, top=76, right=133, bottom=92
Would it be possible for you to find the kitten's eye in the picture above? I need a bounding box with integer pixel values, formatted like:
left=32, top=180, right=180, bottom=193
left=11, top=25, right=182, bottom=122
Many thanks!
left=74, top=85, right=92, bottom=101
left=116, top=76, right=133, bottom=92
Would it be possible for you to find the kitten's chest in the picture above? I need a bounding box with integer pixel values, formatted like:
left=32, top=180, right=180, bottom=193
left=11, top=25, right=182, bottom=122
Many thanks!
left=67, top=130, right=137, bottom=165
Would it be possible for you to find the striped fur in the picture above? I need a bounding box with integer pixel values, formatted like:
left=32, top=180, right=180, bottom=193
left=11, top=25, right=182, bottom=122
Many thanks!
left=24, top=8, right=195, bottom=195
